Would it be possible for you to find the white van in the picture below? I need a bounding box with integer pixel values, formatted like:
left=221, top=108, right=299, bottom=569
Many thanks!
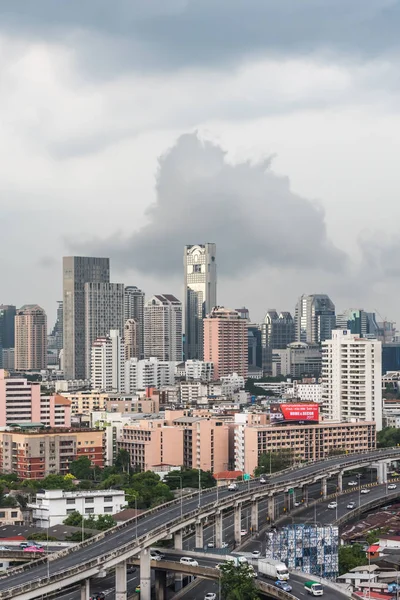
left=180, top=557, right=199, bottom=567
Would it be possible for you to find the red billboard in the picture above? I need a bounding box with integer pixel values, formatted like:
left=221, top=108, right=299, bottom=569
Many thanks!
left=270, top=403, right=319, bottom=424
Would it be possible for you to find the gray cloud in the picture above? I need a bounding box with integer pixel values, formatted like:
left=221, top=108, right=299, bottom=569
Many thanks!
left=71, top=132, right=347, bottom=278
left=0, top=1, right=399, bottom=77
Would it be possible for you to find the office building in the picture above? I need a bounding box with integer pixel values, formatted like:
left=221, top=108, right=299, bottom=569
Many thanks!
left=49, top=301, right=63, bottom=353
left=0, top=305, right=16, bottom=349
left=144, top=294, right=182, bottom=361
left=272, top=342, right=322, bottom=378
left=15, top=305, right=47, bottom=371
left=30, top=488, right=126, bottom=528
left=322, top=330, right=382, bottom=429
left=382, top=344, right=400, bottom=374
left=91, top=330, right=124, bottom=392
left=124, top=357, right=176, bottom=391
left=84, top=282, right=124, bottom=378
left=261, top=310, right=295, bottom=374
left=295, top=294, right=336, bottom=344
left=0, top=427, right=104, bottom=479
left=2, top=348, right=14, bottom=371
left=124, top=286, right=145, bottom=358
left=124, top=319, right=140, bottom=361
left=184, top=243, right=217, bottom=360
left=204, top=307, right=248, bottom=379
left=247, top=324, right=262, bottom=369
left=63, top=256, right=110, bottom=380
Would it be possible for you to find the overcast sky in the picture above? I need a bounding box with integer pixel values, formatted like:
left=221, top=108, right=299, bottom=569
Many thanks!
left=2, top=0, right=400, bottom=327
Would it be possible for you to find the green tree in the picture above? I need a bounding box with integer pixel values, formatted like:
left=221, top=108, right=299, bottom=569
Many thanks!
left=28, top=533, right=58, bottom=542
left=69, top=456, right=93, bottom=480
left=220, top=561, right=259, bottom=599
left=254, top=449, right=294, bottom=476
left=41, top=474, right=74, bottom=490
left=66, top=531, right=93, bottom=542
left=365, top=530, right=379, bottom=545
left=164, top=468, right=215, bottom=491
left=114, top=449, right=131, bottom=473
left=377, top=427, right=400, bottom=448
left=339, top=544, right=366, bottom=575
left=95, top=515, right=116, bottom=531
left=63, top=510, right=83, bottom=527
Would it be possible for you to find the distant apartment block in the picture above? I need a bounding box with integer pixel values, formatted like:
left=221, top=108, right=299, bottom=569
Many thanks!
left=272, top=342, right=322, bottom=378
left=124, top=357, right=176, bottom=392
left=203, top=307, right=248, bottom=379
left=15, top=305, right=47, bottom=371
left=124, top=319, right=140, bottom=361
left=144, top=295, right=183, bottom=362
left=124, top=286, right=145, bottom=359
left=91, top=330, right=124, bottom=392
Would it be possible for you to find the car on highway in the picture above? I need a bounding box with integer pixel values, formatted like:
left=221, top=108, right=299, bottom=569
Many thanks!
left=228, top=483, right=238, bottom=491
left=252, top=550, right=261, bottom=558
left=23, top=546, right=45, bottom=553
left=348, top=480, right=358, bottom=486
left=327, top=501, right=337, bottom=509
left=275, top=580, right=293, bottom=592
left=204, top=594, right=217, bottom=600
left=0, top=546, right=8, bottom=551
left=388, top=483, right=397, bottom=490
left=347, top=501, right=356, bottom=509
left=240, top=529, right=247, bottom=536
left=360, top=488, right=370, bottom=494
left=150, top=549, right=164, bottom=560
left=180, top=557, right=199, bottom=567
left=221, top=542, right=229, bottom=548
left=127, top=565, right=136, bottom=574
left=259, top=476, right=270, bottom=484
left=294, top=501, right=302, bottom=507
left=19, top=542, right=30, bottom=549
left=207, top=541, right=215, bottom=548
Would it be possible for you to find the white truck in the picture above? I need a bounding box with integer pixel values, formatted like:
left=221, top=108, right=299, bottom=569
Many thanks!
left=258, top=558, right=289, bottom=581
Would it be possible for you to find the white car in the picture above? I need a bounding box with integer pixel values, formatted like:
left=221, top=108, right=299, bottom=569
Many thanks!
left=252, top=550, right=261, bottom=558
left=207, top=542, right=215, bottom=548
left=347, top=501, right=356, bottom=509
left=180, top=557, right=199, bottom=567
left=388, top=483, right=397, bottom=490
left=240, top=529, right=247, bottom=536
left=327, top=501, right=337, bottom=509
left=228, top=483, right=238, bottom=491
left=360, top=488, right=370, bottom=494
left=221, top=542, right=229, bottom=548
left=204, top=594, right=216, bottom=600
left=294, top=501, right=301, bottom=507
left=348, top=480, right=358, bottom=486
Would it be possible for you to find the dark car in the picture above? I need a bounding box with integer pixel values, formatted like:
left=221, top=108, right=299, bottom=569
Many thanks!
left=127, top=565, right=136, bottom=574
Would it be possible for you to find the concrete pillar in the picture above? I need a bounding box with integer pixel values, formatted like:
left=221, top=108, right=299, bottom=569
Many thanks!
left=195, top=520, right=203, bottom=548
left=80, top=579, right=90, bottom=600
left=155, top=570, right=167, bottom=600
left=377, top=461, right=388, bottom=485
left=215, top=512, right=223, bottom=547
left=267, top=495, right=275, bottom=522
left=140, top=550, right=151, bottom=600
left=251, top=500, right=258, bottom=534
left=115, top=562, right=127, bottom=600
left=283, top=491, right=289, bottom=512
left=337, top=471, right=343, bottom=493
left=234, top=504, right=242, bottom=546
left=174, top=530, right=183, bottom=550
left=322, top=477, right=327, bottom=499
left=302, top=484, right=308, bottom=506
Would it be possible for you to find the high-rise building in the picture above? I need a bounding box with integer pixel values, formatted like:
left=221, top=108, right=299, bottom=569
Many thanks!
left=184, top=244, right=217, bottom=360
left=321, top=329, right=382, bottom=429
left=272, top=342, right=322, bottom=378
left=261, top=310, right=295, bottom=374
left=91, top=330, right=124, bottom=392
left=124, top=357, right=176, bottom=391
left=203, top=306, right=248, bottom=380
left=84, top=282, right=124, bottom=378
left=124, top=318, right=140, bottom=361
left=0, top=305, right=16, bottom=349
left=124, top=286, right=145, bottom=358
left=63, top=257, right=110, bottom=380
left=295, top=294, right=336, bottom=344
left=144, top=294, right=182, bottom=361
left=335, top=308, right=376, bottom=337
left=247, top=325, right=262, bottom=369
left=15, top=305, right=47, bottom=371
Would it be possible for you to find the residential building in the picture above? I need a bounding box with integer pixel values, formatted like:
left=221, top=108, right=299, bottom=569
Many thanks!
left=2, top=348, right=14, bottom=371
left=321, top=329, right=382, bottom=429
left=144, top=295, right=182, bottom=361
left=236, top=307, right=250, bottom=321
left=124, top=357, right=176, bottom=391
left=84, top=282, right=124, bottom=378
left=220, top=373, right=245, bottom=397
left=0, top=305, right=16, bottom=349
left=15, top=305, right=47, bottom=371
left=124, top=318, right=140, bottom=361
left=0, top=428, right=104, bottom=478
left=104, top=391, right=160, bottom=415
left=63, top=256, right=110, bottom=380
left=91, top=330, right=124, bottom=392
left=29, top=489, right=125, bottom=527
left=124, top=286, right=145, bottom=358
left=184, top=360, right=214, bottom=381
left=234, top=417, right=376, bottom=473
left=295, top=294, right=336, bottom=344
left=55, top=379, right=91, bottom=393
left=179, top=381, right=209, bottom=404
left=272, top=342, right=322, bottom=378
left=261, top=310, right=295, bottom=374
left=293, top=382, right=322, bottom=403
left=184, top=243, right=217, bottom=360
left=203, top=306, right=248, bottom=379
left=61, top=391, right=109, bottom=414
left=382, top=344, right=400, bottom=374
left=0, top=507, right=23, bottom=526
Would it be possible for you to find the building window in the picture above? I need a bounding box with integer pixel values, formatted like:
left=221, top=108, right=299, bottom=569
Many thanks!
left=103, top=496, right=113, bottom=502
left=11, top=512, right=18, bottom=518
left=66, top=498, right=75, bottom=505
left=104, top=506, right=113, bottom=513
left=0, top=512, right=5, bottom=518
left=66, top=509, right=75, bottom=515
left=85, top=508, right=94, bottom=514
left=85, top=497, right=94, bottom=504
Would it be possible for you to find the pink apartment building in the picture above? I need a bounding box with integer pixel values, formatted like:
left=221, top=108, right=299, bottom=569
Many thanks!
left=0, top=370, right=71, bottom=428
left=203, top=307, right=248, bottom=380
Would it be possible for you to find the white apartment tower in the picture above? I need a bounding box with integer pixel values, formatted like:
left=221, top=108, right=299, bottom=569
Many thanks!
left=184, top=244, right=217, bottom=360
left=321, top=329, right=382, bottom=429
left=91, top=330, right=124, bottom=392
left=144, top=294, right=182, bottom=362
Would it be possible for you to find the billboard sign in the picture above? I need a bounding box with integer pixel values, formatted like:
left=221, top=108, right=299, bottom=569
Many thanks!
left=270, top=403, right=319, bottom=424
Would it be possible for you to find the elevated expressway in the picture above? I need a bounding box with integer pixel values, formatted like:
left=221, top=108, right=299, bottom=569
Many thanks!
left=0, top=448, right=398, bottom=600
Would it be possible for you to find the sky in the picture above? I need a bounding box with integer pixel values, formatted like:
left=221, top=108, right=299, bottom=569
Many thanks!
left=2, top=0, right=400, bottom=327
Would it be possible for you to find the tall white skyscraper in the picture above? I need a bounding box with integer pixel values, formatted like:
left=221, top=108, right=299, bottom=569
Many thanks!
left=124, top=286, right=145, bottom=358
left=144, top=294, right=182, bottom=361
left=84, top=282, right=125, bottom=378
left=321, top=329, right=382, bottom=429
left=91, top=330, right=124, bottom=392
left=295, top=294, right=336, bottom=344
left=184, top=243, right=217, bottom=360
